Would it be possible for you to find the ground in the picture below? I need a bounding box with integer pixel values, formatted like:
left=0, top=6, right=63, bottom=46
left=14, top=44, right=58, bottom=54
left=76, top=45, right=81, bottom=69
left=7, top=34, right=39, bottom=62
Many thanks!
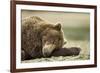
left=22, top=40, right=89, bottom=63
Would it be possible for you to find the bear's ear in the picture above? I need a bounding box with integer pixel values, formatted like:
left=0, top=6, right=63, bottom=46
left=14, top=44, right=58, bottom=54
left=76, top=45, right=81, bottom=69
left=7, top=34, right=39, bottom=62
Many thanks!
left=54, top=23, right=61, bottom=31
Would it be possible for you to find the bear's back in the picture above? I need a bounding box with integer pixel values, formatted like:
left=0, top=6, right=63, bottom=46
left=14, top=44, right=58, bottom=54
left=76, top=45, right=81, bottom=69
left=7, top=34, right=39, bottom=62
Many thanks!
left=22, top=16, right=44, bottom=23
left=21, top=16, right=45, bottom=58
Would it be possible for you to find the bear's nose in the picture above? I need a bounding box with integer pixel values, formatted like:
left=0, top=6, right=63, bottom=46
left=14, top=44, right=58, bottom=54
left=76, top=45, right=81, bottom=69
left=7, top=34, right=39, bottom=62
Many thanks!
left=42, top=47, right=51, bottom=57
left=43, top=44, right=56, bottom=57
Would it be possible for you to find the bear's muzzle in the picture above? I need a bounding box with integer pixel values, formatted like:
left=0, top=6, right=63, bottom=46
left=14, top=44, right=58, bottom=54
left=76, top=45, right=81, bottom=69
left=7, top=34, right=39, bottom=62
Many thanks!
left=42, top=44, right=56, bottom=57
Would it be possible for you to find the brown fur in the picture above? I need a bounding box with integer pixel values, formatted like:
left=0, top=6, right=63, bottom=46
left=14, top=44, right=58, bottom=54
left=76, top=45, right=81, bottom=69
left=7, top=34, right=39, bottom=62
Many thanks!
left=21, top=16, right=64, bottom=60
left=52, top=47, right=81, bottom=56
left=21, top=16, right=81, bottom=60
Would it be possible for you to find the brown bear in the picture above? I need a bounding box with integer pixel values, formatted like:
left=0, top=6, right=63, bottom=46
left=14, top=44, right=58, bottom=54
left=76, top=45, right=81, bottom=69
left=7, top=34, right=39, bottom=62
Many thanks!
left=21, top=16, right=81, bottom=60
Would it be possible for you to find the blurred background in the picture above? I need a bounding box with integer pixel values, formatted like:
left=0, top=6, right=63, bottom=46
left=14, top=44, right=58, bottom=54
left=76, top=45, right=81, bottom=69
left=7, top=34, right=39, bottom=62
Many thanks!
left=21, top=10, right=90, bottom=60
left=21, top=10, right=90, bottom=41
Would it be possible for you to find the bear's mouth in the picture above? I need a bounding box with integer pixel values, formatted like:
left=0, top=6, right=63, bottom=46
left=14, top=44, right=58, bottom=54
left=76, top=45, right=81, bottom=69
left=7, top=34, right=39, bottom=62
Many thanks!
left=42, top=44, right=56, bottom=57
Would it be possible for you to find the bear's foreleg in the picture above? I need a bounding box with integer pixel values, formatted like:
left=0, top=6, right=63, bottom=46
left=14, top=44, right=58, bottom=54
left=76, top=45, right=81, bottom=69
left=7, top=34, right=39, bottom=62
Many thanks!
left=52, top=47, right=81, bottom=56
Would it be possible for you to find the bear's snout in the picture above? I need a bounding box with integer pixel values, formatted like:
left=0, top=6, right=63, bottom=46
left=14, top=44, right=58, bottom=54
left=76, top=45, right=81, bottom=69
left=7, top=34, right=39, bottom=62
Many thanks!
left=42, top=44, right=56, bottom=57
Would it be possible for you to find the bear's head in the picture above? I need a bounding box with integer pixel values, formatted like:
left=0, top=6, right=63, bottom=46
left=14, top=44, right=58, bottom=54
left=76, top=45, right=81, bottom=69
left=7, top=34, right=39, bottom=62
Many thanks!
left=42, top=23, right=64, bottom=57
